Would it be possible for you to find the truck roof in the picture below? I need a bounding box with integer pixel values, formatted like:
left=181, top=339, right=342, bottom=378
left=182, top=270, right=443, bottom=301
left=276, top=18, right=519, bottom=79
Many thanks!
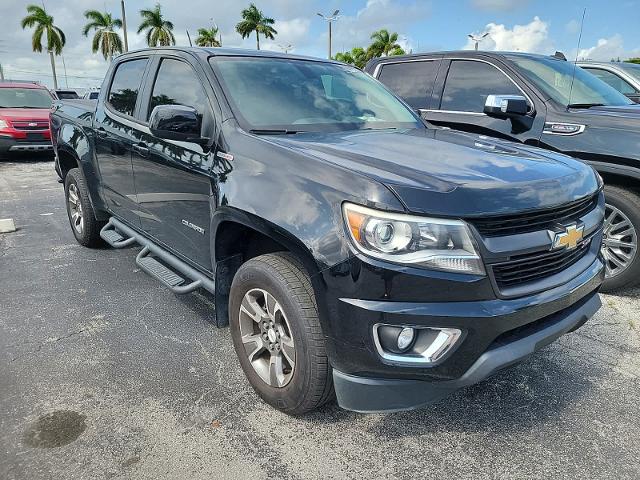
left=366, top=50, right=560, bottom=66
left=0, top=81, right=47, bottom=89
left=118, top=46, right=340, bottom=65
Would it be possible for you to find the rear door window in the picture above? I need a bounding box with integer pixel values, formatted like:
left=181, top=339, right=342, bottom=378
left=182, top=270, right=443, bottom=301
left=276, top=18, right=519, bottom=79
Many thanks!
left=441, top=60, right=522, bottom=113
left=107, top=58, right=148, bottom=116
left=377, top=60, right=439, bottom=109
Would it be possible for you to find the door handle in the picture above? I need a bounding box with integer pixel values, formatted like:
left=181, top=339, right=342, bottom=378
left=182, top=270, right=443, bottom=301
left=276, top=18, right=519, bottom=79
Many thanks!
left=132, top=143, right=149, bottom=157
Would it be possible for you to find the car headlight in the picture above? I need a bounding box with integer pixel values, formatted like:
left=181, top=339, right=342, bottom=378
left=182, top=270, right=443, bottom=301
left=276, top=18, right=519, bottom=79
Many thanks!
left=0, top=119, right=9, bottom=130
left=343, top=203, right=485, bottom=275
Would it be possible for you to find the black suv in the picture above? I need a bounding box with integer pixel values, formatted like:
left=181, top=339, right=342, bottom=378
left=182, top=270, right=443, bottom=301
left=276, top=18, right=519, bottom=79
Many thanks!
left=51, top=48, right=604, bottom=414
left=367, top=51, right=640, bottom=291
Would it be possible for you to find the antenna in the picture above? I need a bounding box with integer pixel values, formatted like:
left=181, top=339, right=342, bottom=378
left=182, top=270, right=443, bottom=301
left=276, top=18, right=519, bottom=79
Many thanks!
left=186, top=29, right=193, bottom=47
left=568, top=8, right=586, bottom=108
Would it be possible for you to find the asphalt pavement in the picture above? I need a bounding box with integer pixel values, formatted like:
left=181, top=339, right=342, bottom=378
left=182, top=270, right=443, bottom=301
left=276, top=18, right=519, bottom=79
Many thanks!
left=1, top=159, right=639, bottom=480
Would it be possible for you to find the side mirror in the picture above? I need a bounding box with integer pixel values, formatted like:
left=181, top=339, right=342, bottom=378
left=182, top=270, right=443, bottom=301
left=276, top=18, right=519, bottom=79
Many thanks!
left=484, top=95, right=528, bottom=118
left=149, top=104, right=206, bottom=144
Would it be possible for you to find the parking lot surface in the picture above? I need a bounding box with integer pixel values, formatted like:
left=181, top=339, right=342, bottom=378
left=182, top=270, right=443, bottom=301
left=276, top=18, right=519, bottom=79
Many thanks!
left=1, top=159, right=639, bottom=480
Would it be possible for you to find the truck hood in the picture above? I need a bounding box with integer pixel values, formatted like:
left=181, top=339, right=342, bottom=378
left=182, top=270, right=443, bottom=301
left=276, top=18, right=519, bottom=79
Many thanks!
left=0, top=107, right=51, bottom=121
left=265, top=128, right=598, bottom=217
left=571, top=104, right=640, bottom=117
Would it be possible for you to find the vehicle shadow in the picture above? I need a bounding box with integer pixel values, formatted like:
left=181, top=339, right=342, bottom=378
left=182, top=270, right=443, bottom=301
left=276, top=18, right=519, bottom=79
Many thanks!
left=303, top=349, right=595, bottom=435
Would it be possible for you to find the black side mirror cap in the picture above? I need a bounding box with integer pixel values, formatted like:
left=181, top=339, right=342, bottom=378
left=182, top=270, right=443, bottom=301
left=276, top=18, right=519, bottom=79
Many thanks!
left=484, top=95, right=528, bottom=118
left=149, top=104, right=207, bottom=144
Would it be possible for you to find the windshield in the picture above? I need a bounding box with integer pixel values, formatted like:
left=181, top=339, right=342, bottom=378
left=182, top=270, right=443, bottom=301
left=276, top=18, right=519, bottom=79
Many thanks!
left=619, top=63, right=640, bottom=83
left=210, top=57, right=420, bottom=132
left=0, top=87, right=53, bottom=108
left=508, top=55, right=632, bottom=107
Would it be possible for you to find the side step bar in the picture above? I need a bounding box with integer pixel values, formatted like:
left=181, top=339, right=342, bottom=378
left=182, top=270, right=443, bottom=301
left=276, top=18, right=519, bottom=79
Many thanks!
left=99, top=218, right=215, bottom=295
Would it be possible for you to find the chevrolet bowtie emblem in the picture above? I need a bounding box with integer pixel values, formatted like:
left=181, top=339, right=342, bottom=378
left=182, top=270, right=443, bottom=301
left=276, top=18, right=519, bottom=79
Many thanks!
left=551, top=224, right=584, bottom=251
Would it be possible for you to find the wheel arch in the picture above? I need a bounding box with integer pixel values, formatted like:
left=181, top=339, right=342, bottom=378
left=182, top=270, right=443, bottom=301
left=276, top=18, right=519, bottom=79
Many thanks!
left=210, top=207, right=329, bottom=329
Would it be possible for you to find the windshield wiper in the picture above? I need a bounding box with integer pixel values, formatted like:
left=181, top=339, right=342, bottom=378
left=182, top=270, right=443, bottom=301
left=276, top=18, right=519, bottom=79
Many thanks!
left=567, top=103, right=605, bottom=109
left=249, top=128, right=303, bottom=135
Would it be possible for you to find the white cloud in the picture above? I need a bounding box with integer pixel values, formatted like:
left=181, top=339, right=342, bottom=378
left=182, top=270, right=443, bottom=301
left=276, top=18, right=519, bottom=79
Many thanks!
left=577, top=34, right=640, bottom=61
left=565, top=19, right=581, bottom=35
left=463, top=16, right=554, bottom=54
left=470, top=0, right=529, bottom=11
left=331, top=0, right=430, bottom=53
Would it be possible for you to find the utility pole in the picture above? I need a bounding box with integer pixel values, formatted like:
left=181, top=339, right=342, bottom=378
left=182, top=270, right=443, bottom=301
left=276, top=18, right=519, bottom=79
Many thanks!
left=121, top=0, right=129, bottom=52
left=468, top=32, right=489, bottom=51
left=0, top=64, right=4, bottom=81
left=317, top=10, right=340, bottom=59
left=61, top=54, right=69, bottom=88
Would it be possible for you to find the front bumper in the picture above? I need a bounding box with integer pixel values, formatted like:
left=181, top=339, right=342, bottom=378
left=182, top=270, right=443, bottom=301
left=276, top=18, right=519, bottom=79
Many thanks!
left=333, top=290, right=601, bottom=413
left=321, top=253, right=604, bottom=412
left=0, top=135, right=53, bottom=154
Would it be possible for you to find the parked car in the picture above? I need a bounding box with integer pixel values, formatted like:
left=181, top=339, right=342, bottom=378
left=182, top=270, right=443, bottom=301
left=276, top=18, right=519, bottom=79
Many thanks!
left=577, top=61, right=640, bottom=103
left=53, top=89, right=80, bottom=100
left=51, top=47, right=604, bottom=414
left=0, top=81, right=54, bottom=159
left=367, top=51, right=640, bottom=292
left=82, top=89, right=100, bottom=100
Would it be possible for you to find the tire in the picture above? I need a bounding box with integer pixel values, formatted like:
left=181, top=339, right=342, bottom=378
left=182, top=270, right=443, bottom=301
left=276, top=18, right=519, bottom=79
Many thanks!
left=64, top=168, right=104, bottom=247
left=601, top=185, right=640, bottom=293
left=229, top=252, right=334, bottom=415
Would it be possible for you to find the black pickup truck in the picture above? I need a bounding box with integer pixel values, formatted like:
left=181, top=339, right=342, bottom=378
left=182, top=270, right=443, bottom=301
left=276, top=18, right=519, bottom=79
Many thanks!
left=366, top=51, right=640, bottom=292
left=51, top=47, right=604, bottom=414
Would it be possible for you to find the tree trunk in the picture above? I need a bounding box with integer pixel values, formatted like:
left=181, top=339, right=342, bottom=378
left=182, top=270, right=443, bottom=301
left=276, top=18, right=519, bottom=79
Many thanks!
left=256, top=31, right=260, bottom=50
left=49, top=50, right=58, bottom=90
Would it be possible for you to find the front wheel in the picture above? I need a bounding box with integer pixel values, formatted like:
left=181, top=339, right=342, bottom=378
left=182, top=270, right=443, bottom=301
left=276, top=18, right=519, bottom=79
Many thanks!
left=600, top=185, right=640, bottom=293
left=229, top=252, right=334, bottom=415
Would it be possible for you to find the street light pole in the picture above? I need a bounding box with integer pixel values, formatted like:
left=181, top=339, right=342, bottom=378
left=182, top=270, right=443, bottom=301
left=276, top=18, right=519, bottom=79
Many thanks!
left=121, top=0, right=129, bottom=52
left=317, top=10, right=340, bottom=59
left=278, top=44, right=293, bottom=54
left=467, top=32, right=489, bottom=51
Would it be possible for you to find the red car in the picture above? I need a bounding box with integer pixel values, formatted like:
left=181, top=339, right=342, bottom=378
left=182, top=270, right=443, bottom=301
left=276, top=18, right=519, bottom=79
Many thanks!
left=0, top=82, right=54, bottom=159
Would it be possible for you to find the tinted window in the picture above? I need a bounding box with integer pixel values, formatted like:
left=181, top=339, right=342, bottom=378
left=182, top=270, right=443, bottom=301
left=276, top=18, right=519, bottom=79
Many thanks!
left=583, top=68, right=638, bottom=94
left=108, top=59, right=148, bottom=116
left=148, top=59, right=209, bottom=120
left=377, top=61, right=438, bottom=109
left=441, top=60, right=522, bottom=112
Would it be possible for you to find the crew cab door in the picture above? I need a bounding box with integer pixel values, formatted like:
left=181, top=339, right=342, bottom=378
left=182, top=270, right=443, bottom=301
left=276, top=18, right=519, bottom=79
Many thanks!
left=419, top=58, right=545, bottom=144
left=129, top=55, right=217, bottom=271
left=93, top=57, right=150, bottom=227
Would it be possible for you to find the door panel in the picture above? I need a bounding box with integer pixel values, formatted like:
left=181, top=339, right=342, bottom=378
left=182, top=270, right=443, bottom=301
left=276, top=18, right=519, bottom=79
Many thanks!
left=94, top=58, right=149, bottom=227
left=131, top=57, right=215, bottom=270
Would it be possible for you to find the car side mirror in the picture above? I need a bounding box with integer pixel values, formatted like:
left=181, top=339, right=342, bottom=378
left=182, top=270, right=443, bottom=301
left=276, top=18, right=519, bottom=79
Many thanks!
left=484, top=95, right=528, bottom=118
left=149, top=104, right=207, bottom=144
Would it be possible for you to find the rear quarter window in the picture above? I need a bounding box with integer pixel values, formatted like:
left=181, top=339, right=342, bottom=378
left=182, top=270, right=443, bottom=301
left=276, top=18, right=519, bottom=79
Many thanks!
left=377, top=60, right=438, bottom=109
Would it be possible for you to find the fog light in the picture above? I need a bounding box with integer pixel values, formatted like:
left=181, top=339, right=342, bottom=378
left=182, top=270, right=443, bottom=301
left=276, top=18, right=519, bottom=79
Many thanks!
left=397, top=327, right=415, bottom=351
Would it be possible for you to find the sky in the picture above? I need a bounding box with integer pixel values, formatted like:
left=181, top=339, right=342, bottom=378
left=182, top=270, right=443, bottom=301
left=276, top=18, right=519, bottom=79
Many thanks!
left=1, top=0, right=639, bottom=89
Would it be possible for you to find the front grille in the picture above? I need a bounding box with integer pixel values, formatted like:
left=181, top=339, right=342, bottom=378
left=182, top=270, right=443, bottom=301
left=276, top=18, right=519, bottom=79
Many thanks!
left=12, top=121, right=49, bottom=131
left=470, top=194, right=598, bottom=237
left=492, top=237, right=592, bottom=289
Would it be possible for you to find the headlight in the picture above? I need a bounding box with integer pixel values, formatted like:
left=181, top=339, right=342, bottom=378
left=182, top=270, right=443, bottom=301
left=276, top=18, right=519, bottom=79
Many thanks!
left=343, top=203, right=485, bottom=275
left=0, top=119, right=9, bottom=130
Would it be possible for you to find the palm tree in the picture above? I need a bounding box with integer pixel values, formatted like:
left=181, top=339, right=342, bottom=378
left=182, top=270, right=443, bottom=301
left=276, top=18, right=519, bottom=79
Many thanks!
left=138, top=3, right=175, bottom=47
left=368, top=29, right=402, bottom=58
left=20, top=5, right=66, bottom=89
left=236, top=3, right=277, bottom=50
left=82, top=10, right=123, bottom=61
left=195, top=26, right=221, bottom=47
left=334, top=47, right=369, bottom=69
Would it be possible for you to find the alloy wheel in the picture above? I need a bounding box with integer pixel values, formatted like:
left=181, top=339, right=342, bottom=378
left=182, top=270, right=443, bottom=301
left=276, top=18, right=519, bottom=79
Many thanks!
left=601, top=203, right=637, bottom=278
left=238, top=288, right=295, bottom=388
left=67, top=183, right=84, bottom=235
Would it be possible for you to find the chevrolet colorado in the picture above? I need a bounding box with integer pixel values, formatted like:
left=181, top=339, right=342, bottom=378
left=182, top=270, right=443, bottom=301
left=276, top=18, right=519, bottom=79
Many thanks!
left=367, top=51, right=640, bottom=292
left=51, top=48, right=604, bottom=414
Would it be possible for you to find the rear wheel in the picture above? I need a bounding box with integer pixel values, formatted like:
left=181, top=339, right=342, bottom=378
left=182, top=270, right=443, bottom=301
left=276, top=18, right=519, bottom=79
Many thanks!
left=64, top=168, right=104, bottom=247
left=600, top=185, right=640, bottom=292
left=229, top=252, right=334, bottom=415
